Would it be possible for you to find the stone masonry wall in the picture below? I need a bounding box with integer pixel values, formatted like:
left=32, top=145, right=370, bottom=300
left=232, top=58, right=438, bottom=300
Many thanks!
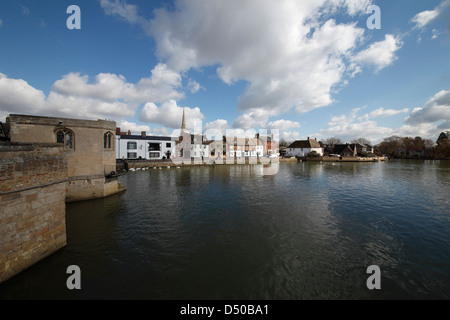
left=7, top=115, right=120, bottom=201
left=0, top=144, right=68, bottom=283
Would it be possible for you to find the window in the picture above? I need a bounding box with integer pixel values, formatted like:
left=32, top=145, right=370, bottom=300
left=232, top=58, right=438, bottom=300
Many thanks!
left=57, top=131, right=64, bottom=144
left=104, top=132, right=113, bottom=149
left=127, top=141, right=137, bottom=150
left=166, top=142, right=171, bottom=148
left=149, top=152, right=160, bottom=159
left=127, top=152, right=137, bottom=159
left=149, top=143, right=161, bottom=151
left=55, top=129, right=74, bottom=149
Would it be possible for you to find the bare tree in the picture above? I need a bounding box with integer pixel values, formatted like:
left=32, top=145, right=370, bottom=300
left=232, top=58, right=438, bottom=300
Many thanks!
left=279, top=138, right=289, bottom=147
left=325, top=137, right=343, bottom=146
left=351, top=138, right=372, bottom=146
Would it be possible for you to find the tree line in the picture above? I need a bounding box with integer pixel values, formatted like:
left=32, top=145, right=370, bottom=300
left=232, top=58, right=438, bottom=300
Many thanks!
left=279, top=132, right=450, bottom=160
left=375, top=134, right=450, bottom=160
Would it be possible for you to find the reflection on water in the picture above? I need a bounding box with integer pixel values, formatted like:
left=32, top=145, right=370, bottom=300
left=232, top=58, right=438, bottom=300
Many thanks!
left=0, top=160, right=449, bottom=299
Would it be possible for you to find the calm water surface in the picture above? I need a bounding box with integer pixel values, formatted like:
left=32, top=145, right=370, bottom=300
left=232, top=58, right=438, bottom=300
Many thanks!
left=1, top=160, right=449, bottom=299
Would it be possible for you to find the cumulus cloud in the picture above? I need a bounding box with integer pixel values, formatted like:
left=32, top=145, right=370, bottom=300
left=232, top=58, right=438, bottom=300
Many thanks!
left=0, top=72, right=135, bottom=121
left=353, top=35, right=403, bottom=72
left=52, top=63, right=183, bottom=104
left=317, top=107, right=394, bottom=143
left=233, top=109, right=271, bottom=130
left=358, top=107, right=410, bottom=121
left=394, top=123, right=444, bottom=140
left=317, top=91, right=450, bottom=143
left=117, top=120, right=150, bottom=134
left=122, top=0, right=397, bottom=118
left=0, top=73, right=46, bottom=113
left=0, top=67, right=187, bottom=125
left=405, top=90, right=450, bottom=126
left=139, top=100, right=204, bottom=130
left=280, top=130, right=301, bottom=142
left=97, top=0, right=411, bottom=128
left=45, top=91, right=135, bottom=120
left=205, top=119, right=230, bottom=132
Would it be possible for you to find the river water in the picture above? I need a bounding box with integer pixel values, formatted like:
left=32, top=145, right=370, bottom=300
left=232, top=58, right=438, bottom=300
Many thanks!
left=1, top=160, right=449, bottom=300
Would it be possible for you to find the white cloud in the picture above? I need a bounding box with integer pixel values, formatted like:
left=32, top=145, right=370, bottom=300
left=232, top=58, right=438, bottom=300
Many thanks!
left=144, top=0, right=385, bottom=119
left=0, top=69, right=190, bottom=127
left=359, top=107, right=410, bottom=121
left=233, top=109, right=271, bottom=130
left=280, top=130, right=301, bottom=142
left=100, top=0, right=145, bottom=25
left=139, top=100, right=204, bottom=130
left=117, top=120, right=150, bottom=135
left=353, top=35, right=403, bottom=72
left=411, top=0, right=450, bottom=31
left=267, top=120, right=301, bottom=130
left=405, top=90, right=450, bottom=126
left=320, top=119, right=393, bottom=144
left=52, top=63, right=183, bottom=104
left=151, top=127, right=171, bottom=136
left=317, top=107, right=394, bottom=144
left=0, top=73, right=46, bottom=114
left=412, top=10, right=440, bottom=29
left=98, top=0, right=412, bottom=129
left=187, top=79, right=203, bottom=94
left=344, top=0, right=373, bottom=16
left=205, top=119, right=230, bottom=132
left=45, top=91, right=135, bottom=120
left=432, top=29, right=441, bottom=39
left=393, top=123, right=443, bottom=140
left=316, top=91, right=450, bottom=143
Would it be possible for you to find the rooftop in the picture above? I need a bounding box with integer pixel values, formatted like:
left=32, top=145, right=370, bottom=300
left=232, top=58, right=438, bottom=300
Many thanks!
left=118, top=135, right=173, bottom=141
left=288, top=138, right=321, bottom=149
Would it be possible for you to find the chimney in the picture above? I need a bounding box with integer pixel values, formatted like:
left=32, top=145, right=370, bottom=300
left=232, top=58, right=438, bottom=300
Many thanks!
left=128, top=130, right=131, bottom=135
left=116, top=128, right=121, bottom=135
left=141, top=131, right=146, bottom=137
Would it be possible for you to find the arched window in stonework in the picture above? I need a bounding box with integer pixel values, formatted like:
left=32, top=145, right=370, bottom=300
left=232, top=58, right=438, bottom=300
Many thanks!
left=55, top=129, right=74, bottom=149
left=104, top=132, right=113, bottom=149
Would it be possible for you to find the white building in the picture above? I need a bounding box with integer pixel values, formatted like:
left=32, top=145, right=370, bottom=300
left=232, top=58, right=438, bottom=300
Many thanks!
left=227, top=137, right=264, bottom=158
left=287, top=138, right=324, bottom=158
left=116, top=132, right=176, bottom=160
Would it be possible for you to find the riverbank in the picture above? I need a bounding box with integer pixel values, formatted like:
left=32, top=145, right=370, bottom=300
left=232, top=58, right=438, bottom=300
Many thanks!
left=279, top=156, right=387, bottom=163
left=116, top=157, right=280, bottom=172
left=306, top=156, right=387, bottom=162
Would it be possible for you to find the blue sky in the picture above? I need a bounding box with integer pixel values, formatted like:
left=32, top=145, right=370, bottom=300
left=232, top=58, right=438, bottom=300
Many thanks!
left=0, top=0, right=449, bottom=143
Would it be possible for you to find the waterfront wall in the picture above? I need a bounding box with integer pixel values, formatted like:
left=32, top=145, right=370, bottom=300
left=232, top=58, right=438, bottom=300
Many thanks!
left=65, top=177, right=125, bottom=203
left=7, top=114, right=124, bottom=202
left=0, top=144, right=67, bottom=283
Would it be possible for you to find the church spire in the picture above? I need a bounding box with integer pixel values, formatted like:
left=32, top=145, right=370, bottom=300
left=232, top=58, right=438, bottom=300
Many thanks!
left=181, top=108, right=186, bottom=130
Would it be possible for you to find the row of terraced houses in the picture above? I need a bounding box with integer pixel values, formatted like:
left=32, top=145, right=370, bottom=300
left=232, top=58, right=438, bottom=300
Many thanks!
left=116, top=109, right=278, bottom=161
